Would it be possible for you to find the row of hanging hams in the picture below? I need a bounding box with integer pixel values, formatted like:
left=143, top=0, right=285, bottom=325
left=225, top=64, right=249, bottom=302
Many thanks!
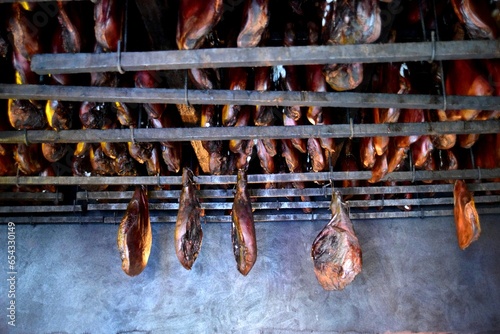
left=117, top=168, right=257, bottom=277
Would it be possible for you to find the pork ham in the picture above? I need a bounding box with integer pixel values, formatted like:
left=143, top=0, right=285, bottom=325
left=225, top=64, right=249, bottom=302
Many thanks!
left=117, top=186, right=152, bottom=276
left=231, top=169, right=257, bottom=276
left=311, top=191, right=362, bottom=290
left=175, top=168, right=203, bottom=270
left=453, top=180, right=480, bottom=250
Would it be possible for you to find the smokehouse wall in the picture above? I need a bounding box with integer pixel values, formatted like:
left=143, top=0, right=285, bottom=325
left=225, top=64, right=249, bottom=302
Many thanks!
left=1, top=215, right=499, bottom=333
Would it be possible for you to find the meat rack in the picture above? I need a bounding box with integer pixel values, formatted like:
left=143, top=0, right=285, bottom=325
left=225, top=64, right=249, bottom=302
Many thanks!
left=0, top=1, right=499, bottom=223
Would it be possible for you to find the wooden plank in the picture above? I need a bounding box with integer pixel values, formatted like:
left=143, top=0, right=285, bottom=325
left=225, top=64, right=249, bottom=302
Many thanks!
left=0, top=192, right=64, bottom=202
left=1, top=84, right=500, bottom=111
left=75, top=182, right=500, bottom=201
left=0, top=205, right=82, bottom=213
left=0, top=120, right=499, bottom=144
left=30, top=40, right=500, bottom=74
left=1, top=168, right=500, bottom=185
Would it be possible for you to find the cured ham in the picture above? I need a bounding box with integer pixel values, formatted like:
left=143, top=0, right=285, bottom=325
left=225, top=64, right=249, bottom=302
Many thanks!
left=451, top=0, right=498, bottom=40
left=94, top=0, right=123, bottom=52
left=453, top=180, right=480, bottom=250
left=134, top=71, right=165, bottom=119
left=321, top=0, right=381, bottom=91
left=8, top=3, right=43, bottom=59
left=175, top=168, right=203, bottom=270
left=222, top=67, right=248, bottom=127
left=231, top=169, right=257, bottom=275
left=341, top=140, right=359, bottom=200
left=237, top=0, right=269, bottom=48
left=117, top=186, right=152, bottom=276
left=228, top=106, right=254, bottom=170
left=200, top=105, right=224, bottom=175
left=14, top=144, right=43, bottom=175
left=311, top=191, right=362, bottom=290
left=150, top=112, right=182, bottom=173
left=176, top=0, right=224, bottom=50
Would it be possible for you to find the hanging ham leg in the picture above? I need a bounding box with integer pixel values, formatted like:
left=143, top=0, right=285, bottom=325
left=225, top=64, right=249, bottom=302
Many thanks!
left=231, top=169, right=257, bottom=276
left=321, top=0, right=381, bottom=91
left=312, top=191, right=362, bottom=290
left=117, top=186, right=152, bottom=276
left=150, top=113, right=182, bottom=173
left=94, top=0, right=123, bottom=52
left=134, top=71, right=165, bottom=119
left=222, top=67, right=248, bottom=127
left=8, top=3, right=43, bottom=59
left=229, top=106, right=254, bottom=170
left=237, top=0, right=269, bottom=48
left=175, top=168, right=203, bottom=270
left=14, top=144, right=44, bottom=175
left=200, top=105, right=224, bottom=175
left=176, top=0, right=224, bottom=50
left=451, top=0, right=498, bottom=40
left=453, top=180, right=480, bottom=250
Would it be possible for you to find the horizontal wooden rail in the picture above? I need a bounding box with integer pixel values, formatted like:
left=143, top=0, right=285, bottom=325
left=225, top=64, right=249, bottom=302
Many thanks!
left=0, top=120, right=498, bottom=144
left=29, top=40, right=500, bottom=74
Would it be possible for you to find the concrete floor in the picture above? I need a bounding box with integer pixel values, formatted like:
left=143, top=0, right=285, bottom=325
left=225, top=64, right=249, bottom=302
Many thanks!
left=0, top=214, right=499, bottom=334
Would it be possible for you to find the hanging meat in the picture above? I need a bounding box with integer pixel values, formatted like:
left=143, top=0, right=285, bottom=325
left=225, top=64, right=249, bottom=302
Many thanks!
left=451, top=0, right=498, bottom=40
left=14, top=144, right=44, bottom=175
left=176, top=0, right=224, bottom=50
left=8, top=3, right=43, bottom=59
left=231, top=169, right=257, bottom=276
left=222, top=67, right=248, bottom=127
left=341, top=140, right=359, bottom=200
left=200, top=105, right=224, bottom=175
left=372, top=63, right=410, bottom=156
left=237, top=0, right=270, bottom=48
left=150, top=112, right=182, bottom=173
left=306, top=21, right=327, bottom=125
left=311, top=190, right=362, bottom=290
left=134, top=71, right=165, bottom=120
left=321, top=0, right=381, bottom=91
left=94, top=0, right=123, bottom=52
left=175, top=168, right=203, bottom=270
left=117, top=186, right=152, bottom=276
left=229, top=106, right=255, bottom=170
left=8, top=98, right=46, bottom=130
left=453, top=180, right=481, bottom=250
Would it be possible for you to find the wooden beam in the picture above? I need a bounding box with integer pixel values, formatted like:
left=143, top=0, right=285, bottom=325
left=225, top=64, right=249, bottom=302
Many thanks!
left=0, top=120, right=498, bottom=144
left=1, top=84, right=499, bottom=110
left=30, top=40, right=500, bottom=74
left=0, top=169, right=499, bottom=186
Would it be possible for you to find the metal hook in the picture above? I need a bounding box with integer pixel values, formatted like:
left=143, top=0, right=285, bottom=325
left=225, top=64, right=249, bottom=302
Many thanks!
left=477, top=167, right=482, bottom=181
left=429, top=31, right=436, bottom=63
left=349, top=117, right=354, bottom=140
left=157, top=173, right=161, bottom=187
left=23, top=128, right=29, bottom=146
left=412, top=164, right=416, bottom=183
left=130, top=127, right=136, bottom=144
left=184, top=69, right=190, bottom=106
left=116, top=40, right=125, bottom=74
left=16, top=166, right=20, bottom=188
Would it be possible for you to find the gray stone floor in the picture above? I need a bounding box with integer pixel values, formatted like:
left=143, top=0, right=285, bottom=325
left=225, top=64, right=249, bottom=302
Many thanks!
left=0, top=215, right=499, bottom=334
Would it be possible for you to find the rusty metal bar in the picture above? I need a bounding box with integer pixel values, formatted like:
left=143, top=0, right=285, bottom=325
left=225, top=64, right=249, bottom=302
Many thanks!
left=29, top=40, right=500, bottom=74
left=0, top=120, right=498, bottom=144
left=1, top=84, right=499, bottom=111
